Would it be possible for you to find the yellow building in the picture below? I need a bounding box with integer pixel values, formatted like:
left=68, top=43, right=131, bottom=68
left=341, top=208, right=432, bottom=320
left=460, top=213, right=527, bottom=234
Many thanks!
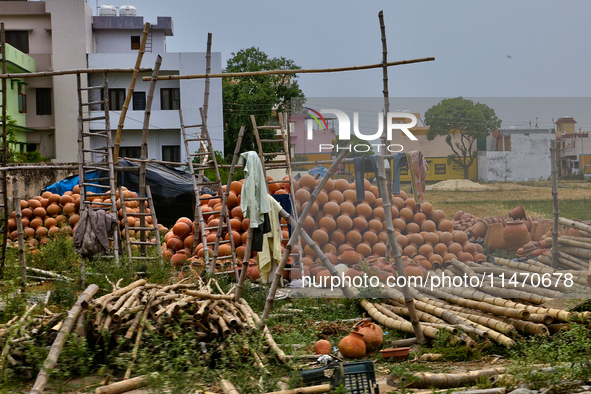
left=555, top=116, right=576, bottom=137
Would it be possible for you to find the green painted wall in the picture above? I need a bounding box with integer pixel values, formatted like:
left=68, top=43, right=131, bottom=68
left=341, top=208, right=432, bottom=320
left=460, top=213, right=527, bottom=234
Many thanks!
left=1, top=43, right=36, bottom=149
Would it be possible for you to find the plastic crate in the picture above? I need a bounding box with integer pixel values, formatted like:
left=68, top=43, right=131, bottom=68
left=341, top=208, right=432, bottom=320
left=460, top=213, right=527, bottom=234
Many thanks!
left=300, top=361, right=378, bottom=394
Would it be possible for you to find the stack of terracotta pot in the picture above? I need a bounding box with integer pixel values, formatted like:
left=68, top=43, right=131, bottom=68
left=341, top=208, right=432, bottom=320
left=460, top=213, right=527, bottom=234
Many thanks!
left=6, top=185, right=167, bottom=255
left=162, top=177, right=292, bottom=278
left=293, top=175, right=485, bottom=278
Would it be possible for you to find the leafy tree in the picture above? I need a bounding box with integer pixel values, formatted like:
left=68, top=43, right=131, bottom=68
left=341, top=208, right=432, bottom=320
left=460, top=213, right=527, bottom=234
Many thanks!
left=424, top=97, right=501, bottom=179
left=222, top=47, right=305, bottom=160
left=4, top=115, right=50, bottom=163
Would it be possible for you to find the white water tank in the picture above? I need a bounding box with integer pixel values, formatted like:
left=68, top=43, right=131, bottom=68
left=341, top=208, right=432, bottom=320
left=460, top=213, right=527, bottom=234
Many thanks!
left=119, top=5, right=137, bottom=16
left=98, top=4, right=117, bottom=16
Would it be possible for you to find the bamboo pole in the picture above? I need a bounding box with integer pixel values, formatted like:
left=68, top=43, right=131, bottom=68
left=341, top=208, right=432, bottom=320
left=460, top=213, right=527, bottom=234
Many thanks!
left=551, top=140, right=559, bottom=268
left=258, top=145, right=353, bottom=326
left=30, top=285, right=99, bottom=394
left=95, top=373, right=158, bottom=394
left=12, top=179, right=26, bottom=289
left=0, top=67, right=153, bottom=79
left=124, top=289, right=155, bottom=380
left=389, top=367, right=506, bottom=389
left=360, top=300, right=442, bottom=340
left=264, top=385, right=332, bottom=394
left=240, top=299, right=288, bottom=364
left=113, top=23, right=150, bottom=167
left=183, top=290, right=235, bottom=300
left=558, top=217, right=591, bottom=234
left=220, top=380, right=240, bottom=394
left=377, top=10, right=425, bottom=344
left=142, top=57, right=435, bottom=81
left=0, top=23, right=7, bottom=279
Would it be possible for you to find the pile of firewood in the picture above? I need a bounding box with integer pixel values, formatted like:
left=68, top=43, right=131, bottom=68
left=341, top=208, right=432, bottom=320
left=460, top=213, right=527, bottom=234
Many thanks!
left=0, top=278, right=286, bottom=394
left=543, top=218, right=591, bottom=274
left=361, top=256, right=591, bottom=350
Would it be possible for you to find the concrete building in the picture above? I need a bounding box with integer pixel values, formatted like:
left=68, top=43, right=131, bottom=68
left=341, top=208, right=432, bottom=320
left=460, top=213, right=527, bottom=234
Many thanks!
left=0, top=42, right=36, bottom=151
left=478, top=128, right=554, bottom=182
left=88, top=14, right=223, bottom=162
left=0, top=0, right=222, bottom=162
left=556, top=132, right=591, bottom=176
left=0, top=0, right=93, bottom=161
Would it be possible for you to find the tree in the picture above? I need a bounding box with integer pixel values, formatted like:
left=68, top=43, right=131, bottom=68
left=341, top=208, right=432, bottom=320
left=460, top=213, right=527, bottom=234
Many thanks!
left=424, top=97, right=501, bottom=179
left=222, top=47, right=305, bottom=160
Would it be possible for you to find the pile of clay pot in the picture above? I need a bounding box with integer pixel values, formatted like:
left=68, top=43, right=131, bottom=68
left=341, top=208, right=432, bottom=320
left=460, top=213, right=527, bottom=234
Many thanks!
left=162, top=178, right=292, bottom=279
left=6, top=185, right=168, bottom=255
left=455, top=204, right=572, bottom=258
left=293, top=175, right=486, bottom=284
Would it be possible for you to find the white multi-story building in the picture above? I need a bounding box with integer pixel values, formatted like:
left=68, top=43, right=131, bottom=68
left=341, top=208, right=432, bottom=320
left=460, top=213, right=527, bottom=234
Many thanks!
left=0, top=0, right=223, bottom=162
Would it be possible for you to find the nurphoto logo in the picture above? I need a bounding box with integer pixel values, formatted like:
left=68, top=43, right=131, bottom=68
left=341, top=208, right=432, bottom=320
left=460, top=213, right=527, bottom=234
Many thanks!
left=305, top=109, right=418, bottom=153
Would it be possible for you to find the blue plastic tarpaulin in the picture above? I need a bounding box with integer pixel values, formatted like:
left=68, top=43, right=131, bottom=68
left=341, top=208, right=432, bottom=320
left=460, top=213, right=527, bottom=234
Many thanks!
left=44, top=172, right=104, bottom=195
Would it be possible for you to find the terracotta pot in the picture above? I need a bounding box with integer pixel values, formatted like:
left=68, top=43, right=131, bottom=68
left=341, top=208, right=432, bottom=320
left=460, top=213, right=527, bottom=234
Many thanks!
left=345, top=265, right=364, bottom=280
left=530, top=221, right=539, bottom=240
left=471, top=219, right=488, bottom=238
left=336, top=215, right=353, bottom=232
left=503, top=220, right=531, bottom=253
left=341, top=248, right=361, bottom=266
left=487, top=223, right=506, bottom=250
left=338, top=331, right=366, bottom=359
left=353, top=319, right=384, bottom=354
left=404, top=262, right=425, bottom=278
left=246, top=262, right=260, bottom=281
left=453, top=210, right=464, bottom=221
left=508, top=203, right=527, bottom=220
left=381, top=347, right=410, bottom=361
left=314, top=340, right=332, bottom=355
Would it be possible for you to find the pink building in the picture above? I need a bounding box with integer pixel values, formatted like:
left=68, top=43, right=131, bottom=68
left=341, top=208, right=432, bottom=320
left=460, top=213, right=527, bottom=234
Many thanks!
left=289, top=112, right=336, bottom=158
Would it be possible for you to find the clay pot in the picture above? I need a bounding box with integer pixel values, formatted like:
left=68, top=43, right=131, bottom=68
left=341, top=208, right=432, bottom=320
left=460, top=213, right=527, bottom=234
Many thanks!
left=428, top=254, right=443, bottom=269
left=341, top=249, right=361, bottom=266
left=314, top=340, right=332, bottom=355
left=353, top=319, right=384, bottom=354
left=299, top=175, right=316, bottom=191
left=340, top=202, right=356, bottom=217
left=404, top=262, right=426, bottom=278
left=508, top=203, right=527, bottom=220
left=319, top=217, right=337, bottom=233
left=338, top=331, right=366, bottom=359
left=471, top=219, right=488, bottom=238
left=246, top=262, right=260, bottom=281
left=486, top=223, right=506, bottom=250
left=345, top=265, right=364, bottom=280
left=330, top=230, right=346, bottom=246
left=328, top=190, right=344, bottom=205
left=356, top=203, right=372, bottom=219
left=381, top=347, right=410, bottom=361
left=503, top=220, right=531, bottom=253
left=453, top=210, right=464, bottom=221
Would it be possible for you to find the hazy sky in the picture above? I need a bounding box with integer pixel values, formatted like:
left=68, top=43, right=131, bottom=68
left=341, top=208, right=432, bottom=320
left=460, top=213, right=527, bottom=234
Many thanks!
left=91, top=1, right=591, bottom=126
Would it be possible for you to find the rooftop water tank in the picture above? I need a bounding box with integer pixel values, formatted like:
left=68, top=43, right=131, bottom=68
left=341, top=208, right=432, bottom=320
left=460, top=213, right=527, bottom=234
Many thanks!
left=98, top=4, right=117, bottom=16
left=119, top=5, right=137, bottom=16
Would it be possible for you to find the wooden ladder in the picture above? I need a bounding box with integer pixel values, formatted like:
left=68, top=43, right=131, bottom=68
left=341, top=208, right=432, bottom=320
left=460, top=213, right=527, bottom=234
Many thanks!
left=250, top=113, right=303, bottom=274
left=76, top=72, right=120, bottom=267
left=0, top=23, right=8, bottom=276
left=180, top=108, right=238, bottom=278
left=119, top=185, right=162, bottom=262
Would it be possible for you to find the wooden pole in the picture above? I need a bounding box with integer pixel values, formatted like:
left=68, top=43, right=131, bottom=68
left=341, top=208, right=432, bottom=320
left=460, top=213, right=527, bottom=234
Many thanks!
left=377, top=10, right=425, bottom=344
left=258, top=146, right=353, bottom=327
left=95, top=373, right=158, bottom=394
left=551, top=139, right=559, bottom=268
left=114, top=23, right=150, bottom=168
left=142, top=57, right=435, bottom=81
left=137, top=56, right=161, bottom=255
left=12, top=178, right=26, bottom=289
left=0, top=67, right=153, bottom=79
left=30, top=284, right=99, bottom=394
left=0, top=23, right=7, bottom=279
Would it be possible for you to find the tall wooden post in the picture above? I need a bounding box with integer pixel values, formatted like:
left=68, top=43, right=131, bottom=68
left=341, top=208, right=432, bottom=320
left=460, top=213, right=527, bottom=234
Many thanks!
left=12, top=178, right=26, bottom=290
left=550, top=139, right=559, bottom=268
left=0, top=23, right=8, bottom=278
left=378, top=11, right=425, bottom=343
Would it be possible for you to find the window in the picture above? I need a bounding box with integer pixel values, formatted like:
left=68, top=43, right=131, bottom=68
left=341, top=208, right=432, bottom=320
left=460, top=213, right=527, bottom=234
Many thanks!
left=18, top=84, right=26, bottom=113
left=119, top=146, right=141, bottom=158
left=160, top=88, right=180, bottom=110
left=132, top=91, right=146, bottom=111
left=131, top=36, right=141, bottom=50
left=36, top=88, right=52, bottom=115
left=6, top=31, right=29, bottom=53
left=162, top=145, right=180, bottom=162
left=101, top=88, right=126, bottom=111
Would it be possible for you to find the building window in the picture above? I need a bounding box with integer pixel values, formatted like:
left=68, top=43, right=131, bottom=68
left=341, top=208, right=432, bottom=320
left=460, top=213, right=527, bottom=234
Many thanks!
left=131, top=36, right=141, bottom=50
left=119, top=146, right=142, bottom=159
left=160, top=88, right=180, bottom=110
left=36, top=88, right=52, bottom=115
left=162, top=145, right=180, bottom=162
left=6, top=31, right=29, bottom=53
left=18, top=84, right=26, bottom=113
left=132, top=91, right=146, bottom=111
left=101, top=88, right=126, bottom=111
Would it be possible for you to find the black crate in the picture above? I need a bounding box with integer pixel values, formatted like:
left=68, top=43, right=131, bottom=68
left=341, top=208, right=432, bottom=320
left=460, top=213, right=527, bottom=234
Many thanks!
left=300, top=361, right=378, bottom=394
